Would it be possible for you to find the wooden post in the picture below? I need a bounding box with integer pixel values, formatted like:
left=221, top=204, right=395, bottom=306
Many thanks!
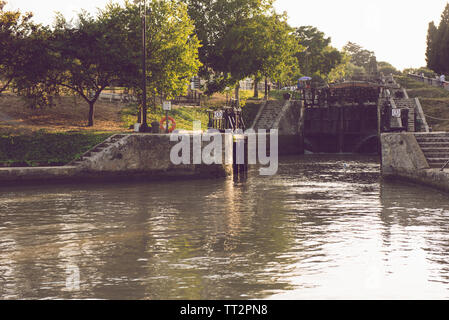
left=377, top=93, right=383, bottom=162
left=338, top=106, right=344, bottom=153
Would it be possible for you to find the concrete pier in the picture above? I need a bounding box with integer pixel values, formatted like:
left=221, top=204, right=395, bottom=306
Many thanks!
left=381, top=132, right=449, bottom=192
left=0, top=133, right=234, bottom=184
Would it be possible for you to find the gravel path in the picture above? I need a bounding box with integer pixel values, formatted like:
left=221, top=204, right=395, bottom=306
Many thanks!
left=0, top=110, right=18, bottom=124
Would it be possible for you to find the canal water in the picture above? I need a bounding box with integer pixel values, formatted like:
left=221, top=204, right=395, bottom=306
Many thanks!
left=1, top=155, right=449, bottom=300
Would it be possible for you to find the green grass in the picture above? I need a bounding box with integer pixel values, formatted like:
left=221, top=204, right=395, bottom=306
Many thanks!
left=121, top=104, right=210, bottom=131
left=395, top=75, right=449, bottom=131
left=268, top=89, right=301, bottom=101
left=0, top=131, right=113, bottom=167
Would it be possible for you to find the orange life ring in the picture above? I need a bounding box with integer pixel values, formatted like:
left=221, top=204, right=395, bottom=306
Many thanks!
left=160, top=116, right=176, bottom=133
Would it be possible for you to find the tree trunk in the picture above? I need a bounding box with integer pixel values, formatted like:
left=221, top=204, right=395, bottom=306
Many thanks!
left=0, top=77, right=13, bottom=95
left=235, top=83, right=240, bottom=107
left=88, top=101, right=95, bottom=127
left=264, top=77, right=268, bottom=100
left=253, top=77, right=260, bottom=98
left=137, top=108, right=141, bottom=123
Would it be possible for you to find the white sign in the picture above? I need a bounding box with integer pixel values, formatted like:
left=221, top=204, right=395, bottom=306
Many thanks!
left=163, top=101, right=172, bottom=111
left=214, top=111, right=223, bottom=119
left=392, top=109, right=401, bottom=118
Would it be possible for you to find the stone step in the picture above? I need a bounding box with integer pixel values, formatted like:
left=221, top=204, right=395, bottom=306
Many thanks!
left=418, top=143, right=449, bottom=148
left=427, top=158, right=449, bottom=164
left=421, top=147, right=449, bottom=153
left=416, top=137, right=449, bottom=142
left=92, top=146, right=107, bottom=152
left=415, top=133, right=449, bottom=137
left=423, top=152, right=449, bottom=158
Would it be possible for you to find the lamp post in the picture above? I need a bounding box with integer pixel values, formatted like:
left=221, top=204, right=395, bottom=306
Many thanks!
left=139, top=0, right=149, bottom=132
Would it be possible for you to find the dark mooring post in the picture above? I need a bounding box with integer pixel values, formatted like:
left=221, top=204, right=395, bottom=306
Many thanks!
left=338, top=106, right=344, bottom=153
left=140, top=1, right=149, bottom=133
left=377, top=92, right=383, bottom=163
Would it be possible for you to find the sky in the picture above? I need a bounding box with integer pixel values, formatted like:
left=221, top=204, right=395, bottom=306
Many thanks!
left=4, top=0, right=449, bottom=70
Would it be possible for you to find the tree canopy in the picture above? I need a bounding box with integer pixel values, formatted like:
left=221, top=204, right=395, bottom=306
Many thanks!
left=294, top=26, right=343, bottom=83
left=426, top=3, right=449, bottom=74
left=182, top=0, right=300, bottom=97
left=0, top=1, right=35, bottom=94
left=3, top=0, right=201, bottom=126
left=343, top=42, right=376, bottom=72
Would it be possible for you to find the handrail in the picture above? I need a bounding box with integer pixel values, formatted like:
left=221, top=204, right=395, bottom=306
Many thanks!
left=440, top=159, right=449, bottom=171
left=407, top=73, right=449, bottom=91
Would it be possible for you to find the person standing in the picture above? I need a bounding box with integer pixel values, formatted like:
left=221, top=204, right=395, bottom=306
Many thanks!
left=440, top=74, right=446, bottom=87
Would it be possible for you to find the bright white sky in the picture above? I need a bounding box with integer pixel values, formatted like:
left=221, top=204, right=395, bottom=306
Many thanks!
left=4, top=0, right=449, bottom=70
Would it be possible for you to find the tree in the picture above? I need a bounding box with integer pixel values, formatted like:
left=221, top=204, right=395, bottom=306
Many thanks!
left=294, top=26, right=342, bottom=83
left=426, top=4, right=449, bottom=74
left=327, top=52, right=350, bottom=83
left=44, top=11, right=139, bottom=126
left=377, top=61, right=400, bottom=76
left=343, top=41, right=376, bottom=72
left=425, top=22, right=438, bottom=72
left=257, top=13, right=299, bottom=96
left=403, top=67, right=436, bottom=78
left=13, top=26, right=63, bottom=108
left=104, top=1, right=201, bottom=112
left=182, top=0, right=274, bottom=95
left=12, top=0, right=201, bottom=127
left=0, top=1, right=34, bottom=95
left=216, top=12, right=298, bottom=99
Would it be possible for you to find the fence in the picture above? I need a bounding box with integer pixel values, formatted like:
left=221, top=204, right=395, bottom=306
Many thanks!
left=407, top=73, right=449, bottom=91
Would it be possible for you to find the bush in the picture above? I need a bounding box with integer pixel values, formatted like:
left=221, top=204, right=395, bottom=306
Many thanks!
left=0, top=131, right=112, bottom=167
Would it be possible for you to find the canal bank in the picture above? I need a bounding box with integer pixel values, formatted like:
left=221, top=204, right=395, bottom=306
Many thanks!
left=381, top=132, right=449, bottom=193
left=0, top=133, right=234, bottom=184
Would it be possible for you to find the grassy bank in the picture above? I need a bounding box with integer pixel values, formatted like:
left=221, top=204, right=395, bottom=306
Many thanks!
left=395, top=75, right=449, bottom=131
left=0, top=91, right=270, bottom=167
left=121, top=104, right=210, bottom=131
left=0, top=131, right=113, bottom=167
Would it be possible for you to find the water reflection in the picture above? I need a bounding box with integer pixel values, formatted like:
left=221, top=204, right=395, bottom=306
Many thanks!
left=1, top=155, right=449, bottom=299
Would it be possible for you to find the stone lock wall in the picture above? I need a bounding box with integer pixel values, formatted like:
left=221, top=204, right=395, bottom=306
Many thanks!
left=80, top=134, right=234, bottom=179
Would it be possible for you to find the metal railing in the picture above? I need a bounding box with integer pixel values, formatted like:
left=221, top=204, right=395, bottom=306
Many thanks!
left=408, top=74, right=449, bottom=91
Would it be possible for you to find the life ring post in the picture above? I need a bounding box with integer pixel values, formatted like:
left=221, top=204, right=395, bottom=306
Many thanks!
left=160, top=116, right=176, bottom=133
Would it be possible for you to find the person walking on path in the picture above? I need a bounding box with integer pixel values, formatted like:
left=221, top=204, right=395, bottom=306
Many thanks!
left=440, top=74, right=446, bottom=88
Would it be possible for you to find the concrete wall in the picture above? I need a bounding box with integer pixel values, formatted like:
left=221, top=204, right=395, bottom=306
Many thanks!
left=277, top=100, right=304, bottom=155
left=0, top=134, right=234, bottom=184
left=380, top=133, right=449, bottom=193
left=0, top=166, right=81, bottom=184
left=80, top=134, right=233, bottom=179
left=381, top=133, right=429, bottom=175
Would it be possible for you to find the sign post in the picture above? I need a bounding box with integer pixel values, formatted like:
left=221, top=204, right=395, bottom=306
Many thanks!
left=163, top=101, right=172, bottom=134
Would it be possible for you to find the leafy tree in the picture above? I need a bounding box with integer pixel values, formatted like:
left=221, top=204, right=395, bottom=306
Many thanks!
left=377, top=61, right=400, bottom=76
left=425, top=21, right=438, bottom=72
left=327, top=52, right=351, bottom=83
left=343, top=41, right=376, bottom=72
left=426, top=4, right=449, bottom=74
left=182, top=0, right=274, bottom=95
left=344, top=62, right=366, bottom=79
left=0, top=1, right=34, bottom=95
left=403, top=67, right=436, bottom=78
left=258, top=13, right=299, bottom=95
left=294, top=26, right=342, bottom=82
left=103, top=1, right=201, bottom=113
left=13, top=26, right=63, bottom=108
left=215, top=12, right=298, bottom=99
left=12, top=0, right=201, bottom=127
left=43, top=11, right=138, bottom=126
